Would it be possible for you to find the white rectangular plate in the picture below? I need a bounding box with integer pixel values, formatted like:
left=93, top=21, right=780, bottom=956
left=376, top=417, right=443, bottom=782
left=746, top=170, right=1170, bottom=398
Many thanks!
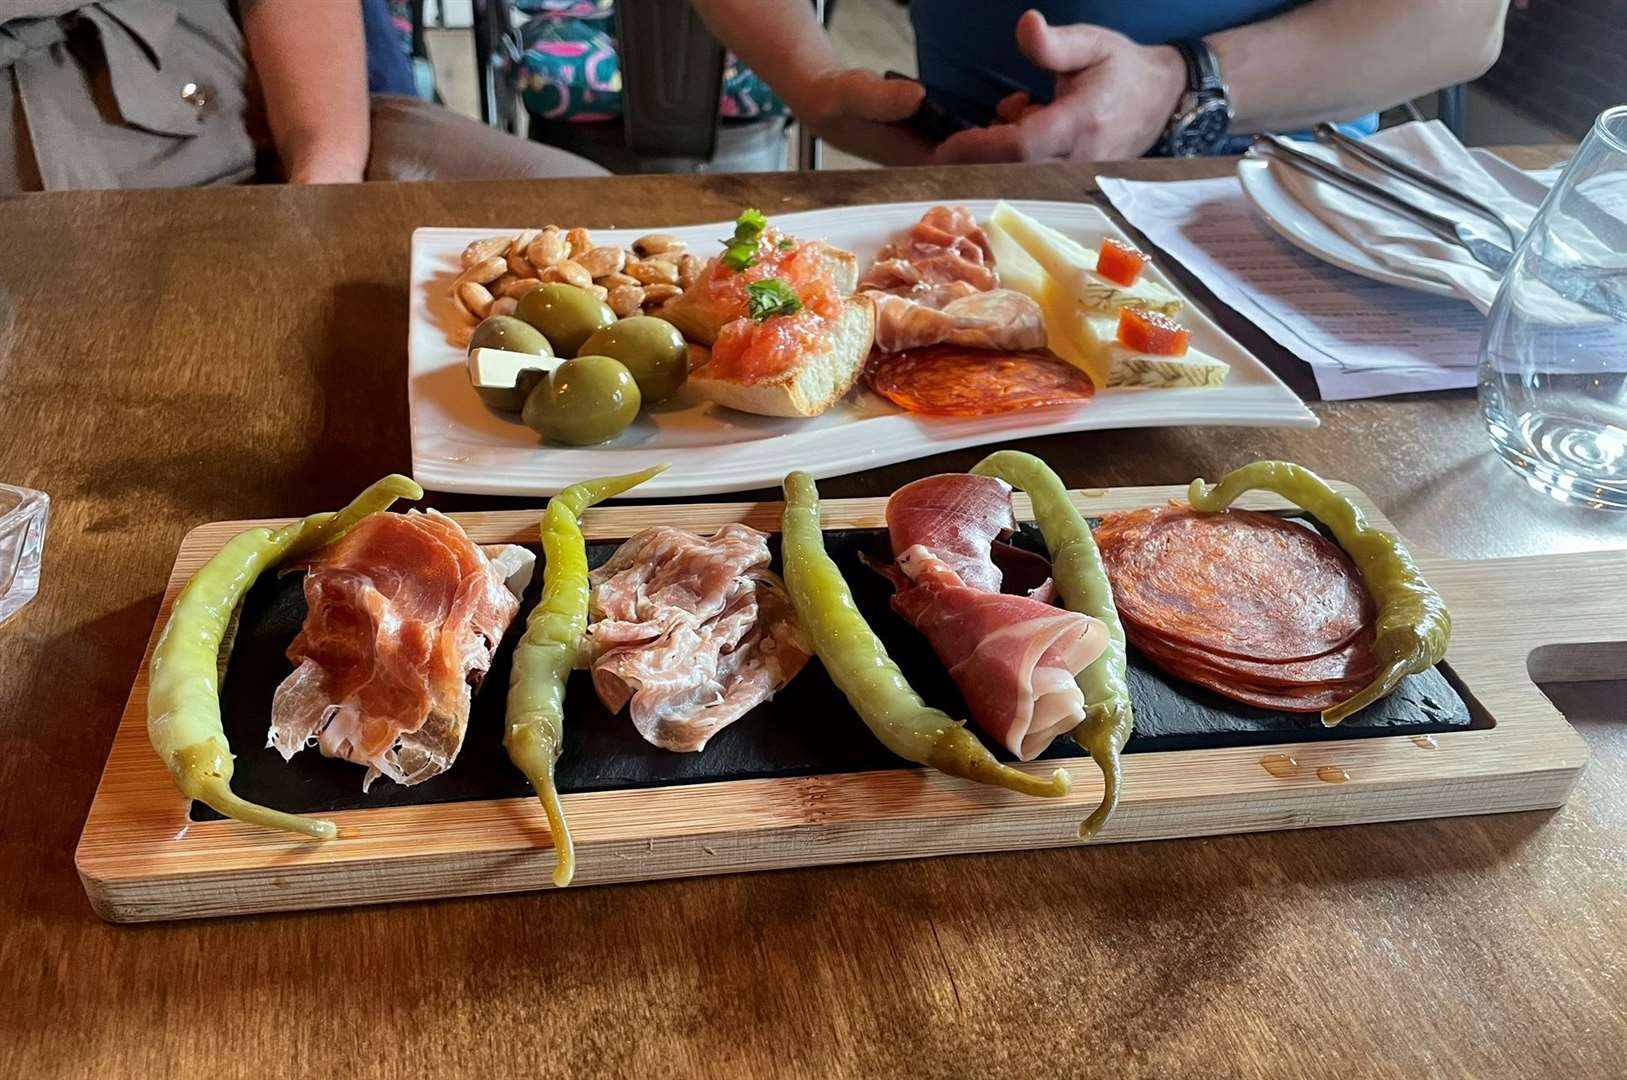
left=408, top=199, right=1317, bottom=496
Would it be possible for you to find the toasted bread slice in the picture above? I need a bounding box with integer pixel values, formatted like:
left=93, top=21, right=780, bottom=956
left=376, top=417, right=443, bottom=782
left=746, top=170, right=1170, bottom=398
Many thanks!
left=689, top=297, right=875, bottom=418
left=660, top=242, right=861, bottom=346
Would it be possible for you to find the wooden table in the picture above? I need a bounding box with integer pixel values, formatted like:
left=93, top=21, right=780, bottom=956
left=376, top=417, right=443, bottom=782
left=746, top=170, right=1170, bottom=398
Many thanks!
left=3, top=149, right=1623, bottom=1079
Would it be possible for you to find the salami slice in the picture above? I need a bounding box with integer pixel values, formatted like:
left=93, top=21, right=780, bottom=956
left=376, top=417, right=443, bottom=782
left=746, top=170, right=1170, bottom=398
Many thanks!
left=865, top=346, right=1094, bottom=417
left=1126, top=623, right=1377, bottom=691
left=1095, top=506, right=1372, bottom=663
left=1156, top=665, right=1361, bottom=713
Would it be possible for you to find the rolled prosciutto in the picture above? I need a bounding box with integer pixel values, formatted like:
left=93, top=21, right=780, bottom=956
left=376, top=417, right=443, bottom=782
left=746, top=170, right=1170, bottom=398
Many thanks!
left=883, top=475, right=1109, bottom=760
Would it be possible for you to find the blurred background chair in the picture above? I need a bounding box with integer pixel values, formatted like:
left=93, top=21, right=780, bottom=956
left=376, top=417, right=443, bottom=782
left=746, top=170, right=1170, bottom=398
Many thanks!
left=468, top=0, right=824, bottom=173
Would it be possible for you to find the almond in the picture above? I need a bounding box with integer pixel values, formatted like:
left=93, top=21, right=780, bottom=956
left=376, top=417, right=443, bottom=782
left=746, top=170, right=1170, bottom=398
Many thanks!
left=633, top=233, right=684, bottom=256
left=608, top=284, right=646, bottom=317
left=542, top=260, right=593, bottom=289
left=461, top=236, right=509, bottom=267
left=509, top=228, right=540, bottom=259
left=576, top=245, right=627, bottom=279
left=454, top=255, right=507, bottom=290
left=678, top=254, right=703, bottom=289
left=626, top=258, right=679, bottom=286
left=499, top=277, right=546, bottom=300
left=527, top=230, right=568, bottom=268
left=457, top=280, right=494, bottom=320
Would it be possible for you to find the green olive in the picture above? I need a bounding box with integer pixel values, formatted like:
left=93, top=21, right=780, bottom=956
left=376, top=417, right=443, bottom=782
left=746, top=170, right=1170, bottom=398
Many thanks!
left=468, top=314, right=553, bottom=357
left=522, top=355, right=641, bottom=445
left=514, top=283, right=615, bottom=358
left=579, top=316, right=688, bottom=404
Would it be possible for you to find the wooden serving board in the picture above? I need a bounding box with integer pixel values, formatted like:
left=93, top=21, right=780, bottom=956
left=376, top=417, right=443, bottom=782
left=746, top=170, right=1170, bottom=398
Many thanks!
left=76, top=484, right=1609, bottom=923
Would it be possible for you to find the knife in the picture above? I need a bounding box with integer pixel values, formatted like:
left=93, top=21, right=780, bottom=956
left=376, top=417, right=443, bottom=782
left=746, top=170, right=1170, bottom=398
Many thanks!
left=1254, top=134, right=1510, bottom=271
left=1311, top=123, right=1526, bottom=252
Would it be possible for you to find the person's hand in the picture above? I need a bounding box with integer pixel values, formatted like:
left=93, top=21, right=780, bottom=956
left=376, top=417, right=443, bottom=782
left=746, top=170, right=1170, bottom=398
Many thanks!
left=936, top=10, right=1187, bottom=164
left=792, top=68, right=936, bottom=166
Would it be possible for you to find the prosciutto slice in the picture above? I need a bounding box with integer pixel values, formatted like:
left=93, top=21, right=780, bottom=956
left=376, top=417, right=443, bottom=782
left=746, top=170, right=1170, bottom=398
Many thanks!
left=886, top=473, right=1017, bottom=592
left=869, top=286, right=1048, bottom=353
left=891, top=546, right=1108, bottom=760
left=861, top=205, right=1048, bottom=353
left=582, top=524, right=810, bottom=752
left=268, top=510, right=531, bottom=789
left=859, top=206, right=999, bottom=293
left=881, top=474, right=1109, bottom=760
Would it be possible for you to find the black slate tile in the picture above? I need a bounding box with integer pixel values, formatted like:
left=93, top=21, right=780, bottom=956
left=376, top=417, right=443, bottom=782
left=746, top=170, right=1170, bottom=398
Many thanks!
left=200, top=522, right=1473, bottom=821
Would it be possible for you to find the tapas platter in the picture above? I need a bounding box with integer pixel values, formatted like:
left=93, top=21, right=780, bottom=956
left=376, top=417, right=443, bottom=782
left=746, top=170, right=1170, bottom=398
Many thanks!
left=407, top=200, right=1316, bottom=497
left=77, top=458, right=1599, bottom=923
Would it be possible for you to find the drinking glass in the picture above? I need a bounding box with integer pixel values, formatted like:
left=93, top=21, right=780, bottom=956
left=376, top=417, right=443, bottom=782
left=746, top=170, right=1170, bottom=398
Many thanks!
left=1479, top=104, right=1627, bottom=510
left=0, top=483, right=48, bottom=624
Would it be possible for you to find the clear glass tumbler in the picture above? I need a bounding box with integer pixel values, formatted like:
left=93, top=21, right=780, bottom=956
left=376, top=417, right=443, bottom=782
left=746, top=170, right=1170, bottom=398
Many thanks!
left=1479, top=104, right=1627, bottom=510
left=0, top=483, right=49, bottom=624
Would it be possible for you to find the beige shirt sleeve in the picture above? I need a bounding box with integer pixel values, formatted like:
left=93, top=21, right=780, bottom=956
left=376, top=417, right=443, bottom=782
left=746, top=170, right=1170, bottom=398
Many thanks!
left=0, top=0, right=261, bottom=192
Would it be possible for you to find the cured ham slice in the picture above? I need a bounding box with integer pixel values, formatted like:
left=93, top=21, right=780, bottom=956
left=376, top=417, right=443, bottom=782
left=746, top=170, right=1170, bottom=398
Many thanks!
left=891, top=546, right=1108, bottom=760
left=582, top=524, right=811, bottom=752
left=860, top=206, right=999, bottom=293
left=885, top=473, right=1017, bottom=592
left=862, top=206, right=1048, bottom=353
left=268, top=511, right=531, bottom=789
left=869, top=287, right=1048, bottom=353
left=881, top=473, right=1109, bottom=759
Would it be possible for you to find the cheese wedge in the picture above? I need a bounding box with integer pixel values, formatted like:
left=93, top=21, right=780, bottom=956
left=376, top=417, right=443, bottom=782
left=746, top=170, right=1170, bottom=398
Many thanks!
left=468, top=347, right=560, bottom=411
left=984, top=217, right=1046, bottom=297
left=1038, top=276, right=1106, bottom=382
left=1086, top=317, right=1229, bottom=388
left=989, top=202, right=1183, bottom=316
left=985, top=210, right=1223, bottom=389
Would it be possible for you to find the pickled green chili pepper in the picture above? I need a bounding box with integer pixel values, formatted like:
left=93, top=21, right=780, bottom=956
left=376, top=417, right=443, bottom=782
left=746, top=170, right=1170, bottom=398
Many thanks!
left=1186, top=460, right=1452, bottom=726
left=973, top=450, right=1132, bottom=840
left=147, top=474, right=424, bottom=839
left=505, top=464, right=667, bottom=887
left=781, top=471, right=1071, bottom=799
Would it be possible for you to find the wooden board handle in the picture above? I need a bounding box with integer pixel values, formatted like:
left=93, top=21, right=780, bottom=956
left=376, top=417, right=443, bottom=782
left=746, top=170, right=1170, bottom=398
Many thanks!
left=1484, top=549, right=1627, bottom=685
left=1429, top=548, right=1626, bottom=692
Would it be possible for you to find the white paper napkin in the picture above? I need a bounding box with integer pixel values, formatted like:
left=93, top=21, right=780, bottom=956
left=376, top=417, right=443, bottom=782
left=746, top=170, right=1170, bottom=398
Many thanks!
left=1255, top=120, right=1543, bottom=312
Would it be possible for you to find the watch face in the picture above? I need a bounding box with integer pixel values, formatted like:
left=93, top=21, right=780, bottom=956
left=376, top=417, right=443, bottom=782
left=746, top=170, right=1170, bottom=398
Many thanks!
left=1171, top=100, right=1231, bottom=157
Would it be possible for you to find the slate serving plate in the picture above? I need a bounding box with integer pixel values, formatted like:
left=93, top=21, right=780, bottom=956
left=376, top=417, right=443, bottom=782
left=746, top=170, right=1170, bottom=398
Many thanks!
left=202, top=524, right=1473, bottom=821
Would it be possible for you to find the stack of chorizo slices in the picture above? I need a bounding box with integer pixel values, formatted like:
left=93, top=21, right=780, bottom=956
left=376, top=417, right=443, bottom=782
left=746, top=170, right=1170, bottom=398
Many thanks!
left=1094, top=505, right=1376, bottom=712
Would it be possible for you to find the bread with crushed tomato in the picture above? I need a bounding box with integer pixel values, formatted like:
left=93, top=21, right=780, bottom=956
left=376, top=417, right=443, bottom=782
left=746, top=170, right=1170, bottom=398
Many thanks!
left=660, top=242, right=861, bottom=346
left=688, top=296, right=875, bottom=418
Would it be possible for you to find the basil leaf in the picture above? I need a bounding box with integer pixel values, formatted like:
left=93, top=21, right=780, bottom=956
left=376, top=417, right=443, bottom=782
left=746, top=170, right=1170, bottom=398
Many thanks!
left=747, top=278, right=802, bottom=321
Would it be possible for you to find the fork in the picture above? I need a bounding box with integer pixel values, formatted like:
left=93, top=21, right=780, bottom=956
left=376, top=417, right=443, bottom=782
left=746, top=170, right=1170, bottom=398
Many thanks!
left=1311, top=123, right=1525, bottom=252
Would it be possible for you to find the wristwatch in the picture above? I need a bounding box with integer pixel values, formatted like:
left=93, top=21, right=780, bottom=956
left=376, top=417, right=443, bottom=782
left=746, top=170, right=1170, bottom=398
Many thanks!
left=1161, top=39, right=1232, bottom=157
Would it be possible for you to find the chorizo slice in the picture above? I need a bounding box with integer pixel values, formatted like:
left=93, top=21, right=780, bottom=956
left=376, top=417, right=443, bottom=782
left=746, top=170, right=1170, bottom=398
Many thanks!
left=1095, top=506, right=1372, bottom=663
left=866, top=346, right=1094, bottom=417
